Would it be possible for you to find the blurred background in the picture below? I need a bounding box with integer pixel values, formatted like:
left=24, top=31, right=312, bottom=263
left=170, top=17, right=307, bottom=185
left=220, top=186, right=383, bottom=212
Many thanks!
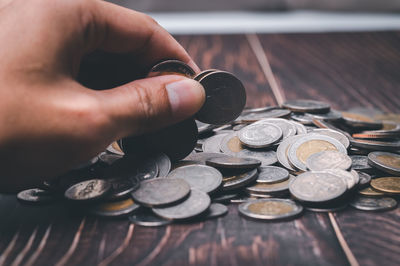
left=106, top=0, right=400, bottom=34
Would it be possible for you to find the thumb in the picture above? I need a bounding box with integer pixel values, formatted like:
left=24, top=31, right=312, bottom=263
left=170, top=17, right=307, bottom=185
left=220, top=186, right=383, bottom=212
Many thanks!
left=96, top=75, right=205, bottom=138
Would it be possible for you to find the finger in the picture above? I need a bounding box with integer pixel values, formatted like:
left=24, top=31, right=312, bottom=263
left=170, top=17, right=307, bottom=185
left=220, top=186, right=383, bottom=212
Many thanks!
left=85, top=1, right=200, bottom=72
left=95, top=75, right=205, bottom=138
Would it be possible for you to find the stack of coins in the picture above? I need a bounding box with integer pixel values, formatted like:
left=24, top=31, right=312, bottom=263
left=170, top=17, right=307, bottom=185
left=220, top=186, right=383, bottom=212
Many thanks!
left=16, top=62, right=400, bottom=223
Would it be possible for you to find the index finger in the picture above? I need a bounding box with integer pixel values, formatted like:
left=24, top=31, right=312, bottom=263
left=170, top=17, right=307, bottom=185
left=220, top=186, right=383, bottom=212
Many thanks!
left=87, top=0, right=200, bottom=72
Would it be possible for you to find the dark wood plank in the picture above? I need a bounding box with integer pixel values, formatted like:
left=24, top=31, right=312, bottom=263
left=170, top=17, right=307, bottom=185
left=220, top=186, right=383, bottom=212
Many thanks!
left=175, top=34, right=278, bottom=108
left=258, top=31, right=400, bottom=112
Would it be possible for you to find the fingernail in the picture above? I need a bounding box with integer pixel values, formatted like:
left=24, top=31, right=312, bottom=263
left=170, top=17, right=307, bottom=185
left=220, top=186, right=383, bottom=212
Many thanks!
left=166, top=78, right=205, bottom=117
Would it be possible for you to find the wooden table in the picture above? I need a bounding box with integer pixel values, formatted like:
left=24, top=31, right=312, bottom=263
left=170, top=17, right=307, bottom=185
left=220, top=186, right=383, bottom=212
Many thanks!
left=0, top=32, right=399, bottom=266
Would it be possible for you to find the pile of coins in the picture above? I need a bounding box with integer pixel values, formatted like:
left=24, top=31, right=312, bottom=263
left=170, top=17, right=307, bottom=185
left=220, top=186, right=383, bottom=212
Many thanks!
left=16, top=61, right=400, bottom=224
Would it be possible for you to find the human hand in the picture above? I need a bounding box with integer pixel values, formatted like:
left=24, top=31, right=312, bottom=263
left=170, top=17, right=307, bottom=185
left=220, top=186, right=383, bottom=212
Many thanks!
left=0, top=0, right=205, bottom=191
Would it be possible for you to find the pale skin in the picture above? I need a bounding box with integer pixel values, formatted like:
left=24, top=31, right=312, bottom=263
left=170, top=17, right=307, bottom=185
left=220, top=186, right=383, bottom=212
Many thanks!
left=0, top=0, right=206, bottom=192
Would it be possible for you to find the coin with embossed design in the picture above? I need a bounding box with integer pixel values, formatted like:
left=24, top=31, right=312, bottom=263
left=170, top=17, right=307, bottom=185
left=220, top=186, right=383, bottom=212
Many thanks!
left=239, top=199, right=303, bottom=220
left=65, top=179, right=111, bottom=201
left=368, top=152, right=400, bottom=175
left=306, top=150, right=352, bottom=171
left=238, top=123, right=282, bottom=148
left=91, top=198, right=140, bottom=217
left=256, top=166, right=289, bottom=184
left=371, top=177, right=400, bottom=194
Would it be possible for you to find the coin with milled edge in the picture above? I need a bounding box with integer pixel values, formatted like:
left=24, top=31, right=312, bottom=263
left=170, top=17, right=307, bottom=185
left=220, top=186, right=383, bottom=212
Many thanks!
left=306, top=151, right=352, bottom=171
left=324, top=169, right=358, bottom=190
left=167, top=165, right=222, bottom=194
left=147, top=59, right=195, bottom=78
left=155, top=153, right=171, bottom=177
left=17, top=188, right=54, bottom=204
left=202, top=133, right=228, bottom=153
left=238, top=123, right=282, bottom=148
left=288, top=134, right=347, bottom=171
left=222, top=168, right=258, bottom=191
left=129, top=209, right=172, bottom=227
left=368, top=152, right=400, bottom=175
left=254, top=118, right=297, bottom=140
left=371, top=177, right=400, bottom=194
left=206, top=156, right=261, bottom=169
left=91, top=198, right=140, bottom=217
left=350, top=196, right=397, bottom=211
left=237, top=149, right=278, bottom=167
left=276, top=135, right=304, bottom=172
left=246, top=178, right=290, bottom=195
left=311, top=128, right=350, bottom=149
left=357, top=171, right=372, bottom=187
left=289, top=120, right=307, bottom=135
left=197, top=71, right=246, bottom=124
left=282, top=100, right=330, bottom=113
left=152, top=189, right=211, bottom=220
left=131, top=178, right=190, bottom=207
left=256, top=166, right=289, bottom=184
left=65, top=179, right=111, bottom=201
left=350, top=155, right=372, bottom=171
left=239, top=199, right=303, bottom=220
left=289, top=171, right=347, bottom=202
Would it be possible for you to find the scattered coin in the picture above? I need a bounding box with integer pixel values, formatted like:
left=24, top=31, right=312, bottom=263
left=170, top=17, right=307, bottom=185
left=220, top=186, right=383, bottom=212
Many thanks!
left=131, top=179, right=190, bottom=207
left=342, top=112, right=382, bottom=129
left=202, top=133, right=228, bottom=153
left=152, top=189, right=211, bottom=220
left=106, top=142, right=124, bottom=156
left=155, top=153, right=171, bottom=177
left=238, top=123, right=282, bottom=148
left=197, top=71, right=246, bottom=125
left=222, top=168, right=258, bottom=191
left=204, top=203, right=229, bottom=219
left=368, top=151, right=400, bottom=175
left=129, top=208, right=172, bottom=227
left=239, top=199, right=303, bottom=220
left=107, top=176, right=140, bottom=200
left=254, top=118, right=297, bottom=140
left=65, top=179, right=111, bottom=201
left=306, top=151, right=352, bottom=171
left=350, top=196, right=397, bottom=211
left=17, top=188, right=54, bottom=204
left=246, top=178, right=290, bottom=195
left=90, top=198, right=140, bottom=217
left=325, top=169, right=358, bottom=190
left=282, top=99, right=330, bottom=113
left=212, top=193, right=238, bottom=203
left=240, top=108, right=291, bottom=122
left=167, top=165, right=222, bottom=194
left=371, top=177, right=400, bottom=194
left=350, top=139, right=400, bottom=151
left=350, top=155, right=373, bottom=171
left=289, top=120, right=308, bottom=135
left=358, top=186, right=385, bottom=197
left=206, top=156, right=261, bottom=169
left=311, top=128, right=350, bottom=149
left=99, top=152, right=122, bottom=166
left=256, top=166, right=289, bottom=184
left=237, top=149, right=278, bottom=166
left=276, top=135, right=304, bottom=172
left=357, top=171, right=372, bottom=188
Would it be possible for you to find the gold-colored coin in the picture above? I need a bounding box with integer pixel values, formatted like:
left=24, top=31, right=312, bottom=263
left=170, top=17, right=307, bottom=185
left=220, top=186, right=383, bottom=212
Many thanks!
left=376, top=154, right=400, bottom=169
left=227, top=135, right=244, bottom=153
left=97, top=198, right=135, bottom=211
left=296, top=140, right=337, bottom=164
left=238, top=198, right=303, bottom=220
left=248, top=201, right=294, bottom=215
left=374, top=113, right=400, bottom=123
left=358, top=186, right=385, bottom=196
left=371, top=177, right=400, bottom=194
left=246, top=178, right=290, bottom=194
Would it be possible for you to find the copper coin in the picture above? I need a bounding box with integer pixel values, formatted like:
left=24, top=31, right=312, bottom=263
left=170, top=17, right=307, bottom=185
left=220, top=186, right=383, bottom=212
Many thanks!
left=368, top=151, right=400, bottom=175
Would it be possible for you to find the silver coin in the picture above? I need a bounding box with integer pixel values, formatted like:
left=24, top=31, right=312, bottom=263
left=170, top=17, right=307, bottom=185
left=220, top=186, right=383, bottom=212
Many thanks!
left=155, top=153, right=171, bottom=177
left=17, top=188, right=54, bottom=204
left=307, top=110, right=342, bottom=121
left=131, top=178, right=190, bottom=207
left=152, top=189, right=211, bottom=220
left=305, top=204, right=348, bottom=213
left=306, top=150, right=352, bottom=171
left=204, top=203, right=228, bottom=219
left=230, top=195, right=258, bottom=203
left=276, top=135, right=304, bottom=172
left=256, top=166, right=289, bottom=184
left=288, top=134, right=347, bottom=171
left=222, top=168, right=258, bottom=191
left=167, top=165, right=222, bottom=194
left=350, top=196, right=397, bottom=211
left=212, top=193, right=238, bottom=203
left=196, top=120, right=217, bottom=135
left=135, top=157, right=159, bottom=181
left=290, top=113, right=314, bottom=125
left=64, top=179, right=111, bottom=201
left=238, top=123, right=282, bottom=148
left=202, top=133, right=229, bottom=153
left=282, top=99, right=330, bottom=113
left=350, top=155, right=372, bottom=171
left=237, top=149, right=278, bottom=167
left=246, top=193, right=273, bottom=198
left=90, top=198, right=140, bottom=217
left=129, top=209, right=172, bottom=227
left=98, top=152, right=122, bottom=166
left=289, top=120, right=307, bottom=135
left=254, top=118, right=297, bottom=140
left=289, top=171, right=347, bottom=202
left=350, top=139, right=400, bottom=151
left=239, top=108, right=291, bottom=122
left=184, top=152, right=228, bottom=164
left=368, top=151, right=400, bottom=175
left=206, top=156, right=261, bottom=169
left=238, top=198, right=303, bottom=220
left=107, top=176, right=140, bottom=200
left=246, top=177, right=291, bottom=195
left=357, top=171, right=372, bottom=187
left=311, top=128, right=350, bottom=149
left=324, top=169, right=358, bottom=190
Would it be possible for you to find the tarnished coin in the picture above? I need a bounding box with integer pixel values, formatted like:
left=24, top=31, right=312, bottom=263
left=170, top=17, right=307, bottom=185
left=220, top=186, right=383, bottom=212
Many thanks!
left=306, top=151, right=352, bottom=171
left=167, top=165, right=222, bottom=194
left=254, top=118, right=297, bottom=140
left=246, top=178, right=290, bottom=195
left=65, top=179, right=111, bottom=201
left=350, top=196, right=397, bottom=211
left=288, top=134, right=347, bottom=171
left=152, top=189, right=211, bottom=220
left=357, top=171, right=372, bottom=188
left=350, top=155, right=373, bottom=171
left=202, top=133, right=229, bottom=153
left=311, top=128, right=350, bottom=149
left=368, top=152, right=400, bottom=175
left=147, top=59, right=195, bottom=78
left=239, top=199, right=303, bottom=220
left=239, top=108, right=291, bottom=123
left=282, top=99, right=330, bottom=113
left=276, top=135, right=304, bottom=172
left=342, top=112, right=382, bottom=129
left=371, top=177, right=400, bottom=194
left=222, top=168, right=258, bottom=191
left=350, top=139, right=400, bottom=151
left=193, top=69, right=218, bottom=81
left=325, top=169, right=358, bottom=190
left=107, top=176, right=140, bottom=200
left=256, top=166, right=289, bottom=184
left=131, top=178, right=190, bottom=207
left=289, top=171, right=347, bottom=202
left=155, top=153, right=171, bottom=177
left=358, top=186, right=385, bottom=197
left=204, top=203, right=229, bottom=219
left=17, top=188, right=54, bottom=204
left=206, top=156, right=261, bottom=169
left=238, top=123, right=282, bottom=148
left=290, top=113, right=314, bottom=125
left=197, top=71, right=246, bottom=125
left=129, top=209, right=172, bottom=227
left=90, top=198, right=140, bottom=217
